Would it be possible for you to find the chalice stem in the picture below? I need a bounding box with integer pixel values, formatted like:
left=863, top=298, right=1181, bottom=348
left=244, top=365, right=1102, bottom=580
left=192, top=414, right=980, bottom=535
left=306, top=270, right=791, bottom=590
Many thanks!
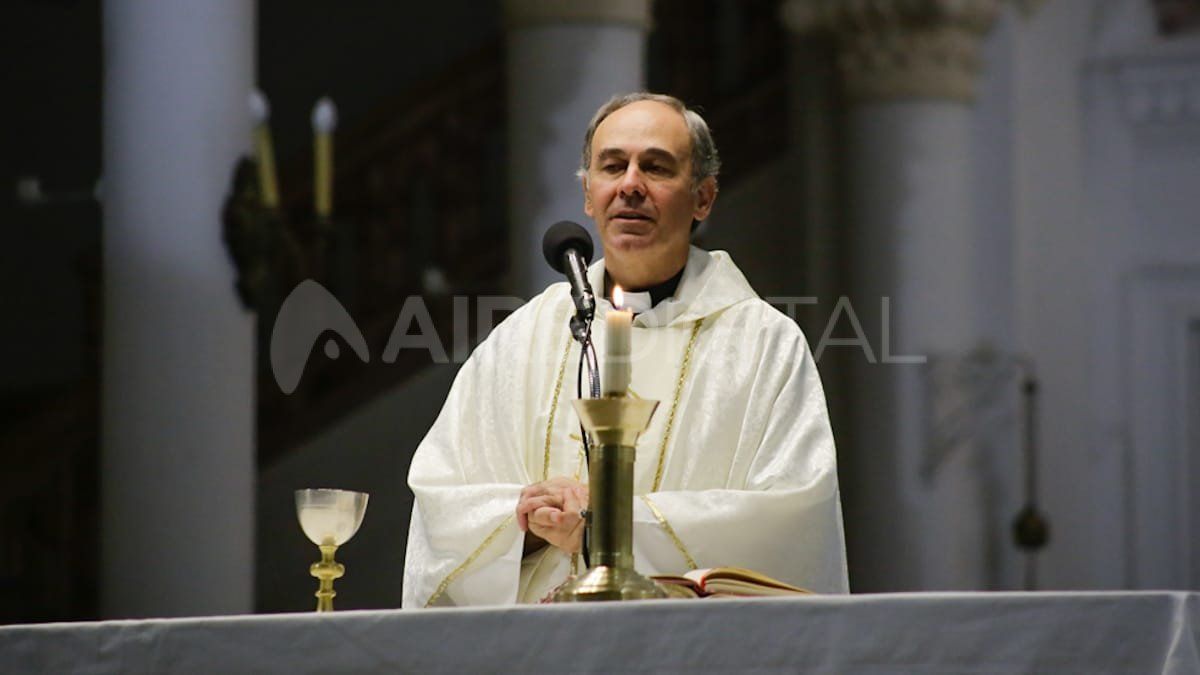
left=316, top=577, right=335, bottom=612
left=311, top=543, right=344, bottom=612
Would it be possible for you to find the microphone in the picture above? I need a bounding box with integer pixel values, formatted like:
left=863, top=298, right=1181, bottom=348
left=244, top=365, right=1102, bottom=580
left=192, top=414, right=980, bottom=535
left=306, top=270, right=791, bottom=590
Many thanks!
left=542, top=220, right=596, bottom=324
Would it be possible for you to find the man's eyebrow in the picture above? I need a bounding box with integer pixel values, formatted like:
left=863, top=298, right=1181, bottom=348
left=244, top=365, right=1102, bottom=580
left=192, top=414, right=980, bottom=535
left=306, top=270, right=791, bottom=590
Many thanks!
left=595, top=148, right=627, bottom=162
left=595, top=147, right=680, bottom=163
left=638, top=147, right=680, bottom=163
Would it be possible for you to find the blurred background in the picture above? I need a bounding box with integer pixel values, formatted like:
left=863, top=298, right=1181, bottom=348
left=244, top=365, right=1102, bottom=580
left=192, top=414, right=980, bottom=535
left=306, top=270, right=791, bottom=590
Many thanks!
left=3, top=0, right=1199, bottom=623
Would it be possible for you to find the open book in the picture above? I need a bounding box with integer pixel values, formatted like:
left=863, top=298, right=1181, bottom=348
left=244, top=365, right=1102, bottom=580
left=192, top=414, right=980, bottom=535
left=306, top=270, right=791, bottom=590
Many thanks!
left=652, top=567, right=813, bottom=598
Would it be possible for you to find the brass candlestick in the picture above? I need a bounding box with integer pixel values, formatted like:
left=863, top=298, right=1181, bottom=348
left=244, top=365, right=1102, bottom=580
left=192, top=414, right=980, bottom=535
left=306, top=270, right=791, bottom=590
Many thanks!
left=551, top=397, right=671, bottom=602
left=295, top=488, right=369, bottom=612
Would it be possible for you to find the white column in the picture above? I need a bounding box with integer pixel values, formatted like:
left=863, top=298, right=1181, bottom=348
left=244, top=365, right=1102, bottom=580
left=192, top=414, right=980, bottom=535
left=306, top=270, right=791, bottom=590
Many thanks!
left=102, top=1, right=256, bottom=617
left=505, top=0, right=653, bottom=297
left=786, top=0, right=1005, bottom=591
left=850, top=102, right=984, bottom=591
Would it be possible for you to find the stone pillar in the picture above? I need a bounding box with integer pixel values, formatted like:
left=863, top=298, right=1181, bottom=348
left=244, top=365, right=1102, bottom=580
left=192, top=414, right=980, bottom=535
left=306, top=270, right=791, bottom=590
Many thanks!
left=504, top=0, right=653, bottom=297
left=102, top=1, right=256, bottom=617
left=785, top=0, right=1005, bottom=591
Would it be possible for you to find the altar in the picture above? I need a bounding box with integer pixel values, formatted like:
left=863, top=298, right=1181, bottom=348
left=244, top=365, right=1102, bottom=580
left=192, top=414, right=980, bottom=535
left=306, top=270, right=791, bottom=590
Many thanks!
left=3, top=591, right=1197, bottom=673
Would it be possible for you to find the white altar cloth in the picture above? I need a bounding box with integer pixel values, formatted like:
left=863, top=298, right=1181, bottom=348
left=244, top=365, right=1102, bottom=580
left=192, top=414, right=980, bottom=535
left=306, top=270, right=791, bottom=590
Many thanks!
left=2, top=592, right=1197, bottom=673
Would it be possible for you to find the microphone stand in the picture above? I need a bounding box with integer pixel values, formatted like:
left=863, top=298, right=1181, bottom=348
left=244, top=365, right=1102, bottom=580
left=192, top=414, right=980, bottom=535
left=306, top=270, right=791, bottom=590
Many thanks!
left=571, top=311, right=600, bottom=569
left=572, top=318, right=601, bottom=400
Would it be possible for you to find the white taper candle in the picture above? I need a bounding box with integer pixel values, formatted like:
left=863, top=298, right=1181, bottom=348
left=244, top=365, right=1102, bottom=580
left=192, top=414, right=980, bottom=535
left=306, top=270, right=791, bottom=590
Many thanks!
left=312, top=97, right=337, bottom=219
left=604, top=286, right=632, bottom=397
left=249, top=90, right=280, bottom=209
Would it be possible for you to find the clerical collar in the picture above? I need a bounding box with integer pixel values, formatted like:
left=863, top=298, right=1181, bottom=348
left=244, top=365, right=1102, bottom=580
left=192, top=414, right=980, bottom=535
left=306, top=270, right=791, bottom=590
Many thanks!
left=603, top=266, right=685, bottom=314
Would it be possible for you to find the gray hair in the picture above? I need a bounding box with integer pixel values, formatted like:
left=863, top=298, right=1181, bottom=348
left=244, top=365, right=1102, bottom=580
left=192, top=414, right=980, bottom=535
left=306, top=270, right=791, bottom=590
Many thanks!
left=577, top=92, right=721, bottom=191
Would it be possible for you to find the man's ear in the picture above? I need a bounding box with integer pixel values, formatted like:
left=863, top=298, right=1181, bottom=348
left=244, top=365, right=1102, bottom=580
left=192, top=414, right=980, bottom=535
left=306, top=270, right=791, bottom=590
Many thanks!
left=692, top=177, right=717, bottom=221
left=582, top=179, right=594, bottom=218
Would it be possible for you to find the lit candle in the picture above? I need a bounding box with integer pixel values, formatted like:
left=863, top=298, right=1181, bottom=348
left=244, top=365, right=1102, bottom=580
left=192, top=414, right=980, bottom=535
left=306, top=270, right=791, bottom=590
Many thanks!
left=249, top=90, right=280, bottom=209
left=312, top=97, right=337, bottom=220
left=604, top=286, right=633, bottom=397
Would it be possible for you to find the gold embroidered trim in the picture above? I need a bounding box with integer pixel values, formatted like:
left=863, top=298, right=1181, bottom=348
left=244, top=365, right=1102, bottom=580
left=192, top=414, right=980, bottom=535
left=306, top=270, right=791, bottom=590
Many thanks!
left=426, top=319, right=573, bottom=607
left=573, top=446, right=586, bottom=481
left=641, top=495, right=698, bottom=571
left=543, top=334, right=573, bottom=481
left=651, top=319, right=704, bottom=492
left=424, top=513, right=516, bottom=607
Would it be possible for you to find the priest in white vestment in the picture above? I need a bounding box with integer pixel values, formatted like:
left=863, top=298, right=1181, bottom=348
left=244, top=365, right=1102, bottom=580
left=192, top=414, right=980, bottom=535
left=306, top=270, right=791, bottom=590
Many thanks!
left=403, top=93, right=848, bottom=607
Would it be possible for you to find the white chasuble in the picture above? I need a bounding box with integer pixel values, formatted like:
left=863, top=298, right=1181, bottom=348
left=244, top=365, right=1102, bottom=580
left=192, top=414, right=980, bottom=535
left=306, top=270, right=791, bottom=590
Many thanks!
left=402, top=248, right=848, bottom=607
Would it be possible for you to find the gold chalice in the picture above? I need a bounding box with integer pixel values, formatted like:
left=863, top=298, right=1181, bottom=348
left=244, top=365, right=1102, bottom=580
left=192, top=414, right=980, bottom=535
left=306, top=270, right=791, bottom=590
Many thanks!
left=295, top=488, right=369, bottom=612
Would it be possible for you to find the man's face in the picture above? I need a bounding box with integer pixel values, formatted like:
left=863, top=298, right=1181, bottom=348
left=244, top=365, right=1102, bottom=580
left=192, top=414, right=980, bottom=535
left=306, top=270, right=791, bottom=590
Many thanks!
left=583, top=101, right=715, bottom=280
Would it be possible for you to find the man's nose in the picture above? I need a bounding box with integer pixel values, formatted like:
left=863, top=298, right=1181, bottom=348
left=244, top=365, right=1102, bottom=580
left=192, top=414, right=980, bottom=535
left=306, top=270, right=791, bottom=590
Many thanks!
left=618, top=165, right=646, bottom=198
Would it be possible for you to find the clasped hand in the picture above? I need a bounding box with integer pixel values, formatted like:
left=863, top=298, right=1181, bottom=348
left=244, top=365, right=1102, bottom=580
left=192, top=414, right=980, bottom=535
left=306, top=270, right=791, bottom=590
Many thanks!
left=516, top=476, right=588, bottom=555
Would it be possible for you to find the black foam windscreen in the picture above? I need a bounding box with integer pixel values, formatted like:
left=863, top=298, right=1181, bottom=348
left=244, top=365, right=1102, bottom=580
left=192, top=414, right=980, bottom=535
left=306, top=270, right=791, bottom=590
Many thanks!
left=541, top=221, right=594, bottom=273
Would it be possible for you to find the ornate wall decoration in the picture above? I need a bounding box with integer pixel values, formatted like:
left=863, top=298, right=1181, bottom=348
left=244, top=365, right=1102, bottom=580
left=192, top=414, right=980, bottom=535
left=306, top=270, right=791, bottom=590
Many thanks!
left=1152, top=0, right=1200, bottom=35
left=783, top=0, right=1003, bottom=102
left=1114, top=57, right=1200, bottom=126
left=503, top=0, right=653, bottom=30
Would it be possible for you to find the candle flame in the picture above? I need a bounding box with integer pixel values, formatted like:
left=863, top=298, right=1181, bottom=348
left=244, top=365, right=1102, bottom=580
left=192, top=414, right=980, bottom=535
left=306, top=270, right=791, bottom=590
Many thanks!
left=613, top=285, right=624, bottom=310
left=249, top=89, right=269, bottom=124
left=312, top=97, right=338, bottom=133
